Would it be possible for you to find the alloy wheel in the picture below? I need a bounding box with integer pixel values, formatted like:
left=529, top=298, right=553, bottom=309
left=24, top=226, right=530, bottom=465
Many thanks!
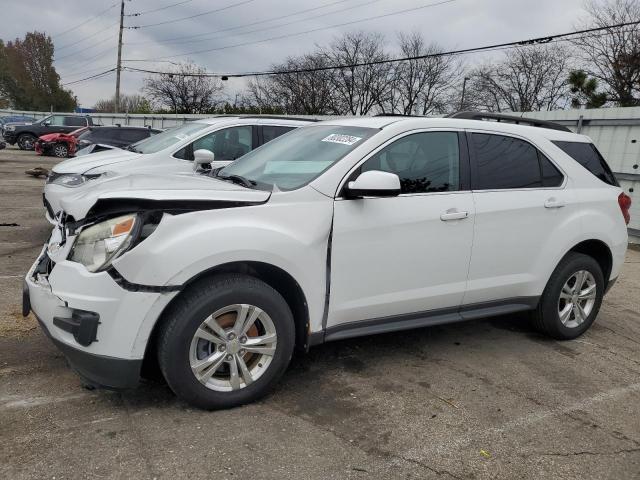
left=189, top=304, right=277, bottom=392
left=557, top=270, right=597, bottom=328
left=54, top=144, right=68, bottom=157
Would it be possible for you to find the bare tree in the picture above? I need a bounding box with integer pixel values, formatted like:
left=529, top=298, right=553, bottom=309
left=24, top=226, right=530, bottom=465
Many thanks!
left=379, top=32, right=459, bottom=115
left=94, top=93, right=152, bottom=113
left=143, top=62, right=224, bottom=113
left=572, top=0, right=640, bottom=106
left=247, top=53, right=337, bottom=115
left=320, top=31, right=393, bottom=115
left=464, top=45, right=571, bottom=112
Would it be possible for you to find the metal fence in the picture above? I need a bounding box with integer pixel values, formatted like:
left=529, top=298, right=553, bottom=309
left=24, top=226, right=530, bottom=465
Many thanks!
left=2, top=107, right=639, bottom=241
left=523, top=108, right=640, bottom=242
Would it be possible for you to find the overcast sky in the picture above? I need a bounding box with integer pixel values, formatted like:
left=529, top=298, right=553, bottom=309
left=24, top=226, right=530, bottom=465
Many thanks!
left=3, top=0, right=593, bottom=107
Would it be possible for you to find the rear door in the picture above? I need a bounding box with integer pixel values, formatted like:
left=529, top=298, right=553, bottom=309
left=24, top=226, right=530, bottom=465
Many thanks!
left=62, top=116, right=87, bottom=133
left=464, top=131, right=569, bottom=305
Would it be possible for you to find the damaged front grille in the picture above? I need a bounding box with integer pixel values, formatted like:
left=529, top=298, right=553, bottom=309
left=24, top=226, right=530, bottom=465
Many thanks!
left=32, top=252, right=54, bottom=281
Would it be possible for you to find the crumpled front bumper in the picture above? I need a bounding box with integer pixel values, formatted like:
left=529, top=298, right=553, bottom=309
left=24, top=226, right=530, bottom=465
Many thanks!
left=24, top=242, right=178, bottom=389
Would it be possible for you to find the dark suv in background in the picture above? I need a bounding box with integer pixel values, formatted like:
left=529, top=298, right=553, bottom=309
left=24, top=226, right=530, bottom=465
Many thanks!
left=3, top=114, right=95, bottom=150
left=75, top=125, right=161, bottom=155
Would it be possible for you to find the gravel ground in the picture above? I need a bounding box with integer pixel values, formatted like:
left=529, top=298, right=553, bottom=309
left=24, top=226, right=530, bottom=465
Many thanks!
left=1, top=145, right=639, bottom=480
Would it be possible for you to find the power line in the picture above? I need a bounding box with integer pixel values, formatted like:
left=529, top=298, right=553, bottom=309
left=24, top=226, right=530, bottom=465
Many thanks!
left=55, top=32, right=118, bottom=61
left=52, top=2, right=119, bottom=38
left=128, top=0, right=256, bottom=29
left=60, top=63, right=118, bottom=80
left=124, top=0, right=458, bottom=60
left=56, top=21, right=120, bottom=52
left=126, top=0, right=194, bottom=17
left=128, top=0, right=383, bottom=49
left=126, top=0, right=358, bottom=46
left=61, top=68, right=116, bottom=86
left=121, top=20, right=640, bottom=79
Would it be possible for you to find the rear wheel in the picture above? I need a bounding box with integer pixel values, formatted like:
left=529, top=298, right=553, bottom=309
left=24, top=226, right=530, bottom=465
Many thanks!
left=532, top=252, right=604, bottom=340
left=53, top=143, right=69, bottom=158
left=17, top=133, right=36, bottom=150
left=157, top=274, right=295, bottom=410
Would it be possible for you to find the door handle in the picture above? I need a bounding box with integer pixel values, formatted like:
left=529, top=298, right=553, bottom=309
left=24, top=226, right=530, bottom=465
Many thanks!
left=544, top=197, right=566, bottom=209
left=440, top=209, right=469, bottom=221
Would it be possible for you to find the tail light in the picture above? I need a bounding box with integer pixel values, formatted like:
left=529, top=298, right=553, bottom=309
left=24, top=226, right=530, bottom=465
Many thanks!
left=618, top=192, right=632, bottom=225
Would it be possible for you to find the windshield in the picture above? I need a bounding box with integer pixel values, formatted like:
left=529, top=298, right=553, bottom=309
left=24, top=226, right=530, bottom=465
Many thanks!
left=219, top=125, right=378, bottom=190
left=127, top=122, right=208, bottom=154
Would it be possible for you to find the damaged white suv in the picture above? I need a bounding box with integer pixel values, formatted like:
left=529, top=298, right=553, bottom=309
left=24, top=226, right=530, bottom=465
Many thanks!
left=24, top=113, right=631, bottom=410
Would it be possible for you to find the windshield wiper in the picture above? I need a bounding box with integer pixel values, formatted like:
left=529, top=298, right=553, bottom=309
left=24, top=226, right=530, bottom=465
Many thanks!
left=126, top=145, right=140, bottom=153
left=217, top=173, right=256, bottom=188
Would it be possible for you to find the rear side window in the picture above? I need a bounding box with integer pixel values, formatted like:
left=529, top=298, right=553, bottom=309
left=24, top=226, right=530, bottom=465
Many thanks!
left=540, top=154, right=564, bottom=187
left=552, top=141, right=618, bottom=186
left=117, top=129, right=150, bottom=143
left=64, top=116, right=86, bottom=127
left=472, top=134, right=542, bottom=189
left=262, top=125, right=295, bottom=143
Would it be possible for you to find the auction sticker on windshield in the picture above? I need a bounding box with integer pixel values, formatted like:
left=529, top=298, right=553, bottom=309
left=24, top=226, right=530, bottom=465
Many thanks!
left=321, top=134, right=362, bottom=146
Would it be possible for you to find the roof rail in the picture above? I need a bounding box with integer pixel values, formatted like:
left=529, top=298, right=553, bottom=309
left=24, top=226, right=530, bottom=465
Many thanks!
left=447, top=111, right=572, bottom=132
left=239, top=115, right=318, bottom=122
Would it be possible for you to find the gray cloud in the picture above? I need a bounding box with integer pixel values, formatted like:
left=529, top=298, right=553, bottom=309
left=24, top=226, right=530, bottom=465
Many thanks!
left=3, top=0, right=588, bottom=107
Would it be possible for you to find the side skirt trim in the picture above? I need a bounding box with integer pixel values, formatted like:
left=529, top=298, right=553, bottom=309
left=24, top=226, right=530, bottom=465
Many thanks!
left=322, top=296, right=539, bottom=343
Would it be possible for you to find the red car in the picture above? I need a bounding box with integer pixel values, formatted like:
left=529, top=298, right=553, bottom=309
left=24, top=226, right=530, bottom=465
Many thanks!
left=35, top=127, right=88, bottom=158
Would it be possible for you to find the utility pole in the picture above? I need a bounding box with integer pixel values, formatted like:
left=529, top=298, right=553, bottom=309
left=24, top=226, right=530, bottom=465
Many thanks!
left=115, top=0, right=125, bottom=113
left=459, top=77, right=470, bottom=111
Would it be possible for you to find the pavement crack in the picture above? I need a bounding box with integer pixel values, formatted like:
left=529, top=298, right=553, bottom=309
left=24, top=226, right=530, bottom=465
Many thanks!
left=526, top=447, right=640, bottom=458
left=392, top=454, right=463, bottom=479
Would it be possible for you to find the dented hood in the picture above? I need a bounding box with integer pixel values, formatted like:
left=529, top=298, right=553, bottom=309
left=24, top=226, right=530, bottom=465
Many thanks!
left=59, top=172, right=271, bottom=220
left=52, top=148, right=140, bottom=174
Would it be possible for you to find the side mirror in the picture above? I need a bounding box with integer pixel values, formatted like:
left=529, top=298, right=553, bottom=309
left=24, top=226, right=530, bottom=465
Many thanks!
left=43, top=121, right=51, bottom=126
left=345, top=170, right=401, bottom=198
left=193, top=149, right=215, bottom=172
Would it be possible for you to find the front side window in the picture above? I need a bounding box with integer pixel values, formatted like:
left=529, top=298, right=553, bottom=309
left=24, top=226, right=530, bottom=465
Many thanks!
left=129, top=122, right=208, bottom=154
left=175, top=126, right=252, bottom=161
left=472, top=133, right=542, bottom=190
left=45, top=115, right=65, bottom=126
left=359, top=131, right=460, bottom=194
left=219, top=125, right=378, bottom=191
left=552, top=141, right=618, bottom=186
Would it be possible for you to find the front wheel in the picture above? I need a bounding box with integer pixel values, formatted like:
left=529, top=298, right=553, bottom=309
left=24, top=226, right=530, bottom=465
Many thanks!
left=157, top=274, right=295, bottom=410
left=53, top=143, right=69, bottom=158
left=531, top=252, right=604, bottom=340
left=17, top=133, right=36, bottom=150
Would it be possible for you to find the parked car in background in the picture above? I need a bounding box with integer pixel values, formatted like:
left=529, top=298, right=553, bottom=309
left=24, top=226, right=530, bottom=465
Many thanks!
left=3, top=114, right=94, bottom=150
left=0, top=115, right=38, bottom=137
left=42, top=116, right=312, bottom=222
left=24, top=113, right=630, bottom=409
left=35, top=127, right=88, bottom=158
left=35, top=125, right=161, bottom=158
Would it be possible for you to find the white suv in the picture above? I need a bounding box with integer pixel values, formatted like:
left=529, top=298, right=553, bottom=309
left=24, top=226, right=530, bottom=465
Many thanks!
left=43, top=116, right=312, bottom=222
left=24, top=113, right=631, bottom=410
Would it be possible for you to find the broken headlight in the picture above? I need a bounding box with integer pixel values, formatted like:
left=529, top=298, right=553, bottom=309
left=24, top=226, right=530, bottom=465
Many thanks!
left=48, top=173, right=104, bottom=187
left=69, top=214, right=139, bottom=272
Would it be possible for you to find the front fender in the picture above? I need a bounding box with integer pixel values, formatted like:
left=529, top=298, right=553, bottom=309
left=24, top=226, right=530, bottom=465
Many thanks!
left=113, top=188, right=334, bottom=337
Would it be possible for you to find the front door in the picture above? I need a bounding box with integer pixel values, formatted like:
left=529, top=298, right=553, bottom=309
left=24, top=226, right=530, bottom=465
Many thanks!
left=327, top=130, right=475, bottom=328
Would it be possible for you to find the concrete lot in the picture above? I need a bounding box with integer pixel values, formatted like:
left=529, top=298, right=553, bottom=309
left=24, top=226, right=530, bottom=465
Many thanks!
left=1, top=145, right=639, bottom=480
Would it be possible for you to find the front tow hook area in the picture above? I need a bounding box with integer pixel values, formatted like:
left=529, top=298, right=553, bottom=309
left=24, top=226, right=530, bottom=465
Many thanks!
left=53, top=310, right=100, bottom=347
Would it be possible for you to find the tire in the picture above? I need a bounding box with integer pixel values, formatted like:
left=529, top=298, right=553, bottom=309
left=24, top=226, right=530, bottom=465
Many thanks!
left=53, top=143, right=69, bottom=158
left=531, top=252, right=604, bottom=340
left=17, top=133, right=36, bottom=150
left=157, top=274, right=295, bottom=410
